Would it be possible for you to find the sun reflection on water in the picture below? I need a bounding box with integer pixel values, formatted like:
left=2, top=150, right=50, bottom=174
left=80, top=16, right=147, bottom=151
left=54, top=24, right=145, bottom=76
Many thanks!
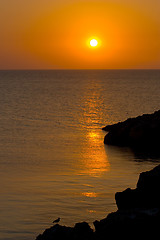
left=82, top=192, right=97, bottom=198
left=79, top=130, right=110, bottom=177
left=88, top=131, right=100, bottom=141
left=78, top=80, right=110, bottom=177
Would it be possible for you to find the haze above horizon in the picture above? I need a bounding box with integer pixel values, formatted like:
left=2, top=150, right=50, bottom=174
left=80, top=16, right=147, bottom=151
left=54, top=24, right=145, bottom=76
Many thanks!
left=0, top=0, right=160, bottom=69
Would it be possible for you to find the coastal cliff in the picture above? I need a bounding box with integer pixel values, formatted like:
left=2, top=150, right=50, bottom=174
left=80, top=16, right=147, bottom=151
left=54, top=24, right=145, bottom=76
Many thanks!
left=102, top=110, right=160, bottom=150
left=36, top=164, right=160, bottom=239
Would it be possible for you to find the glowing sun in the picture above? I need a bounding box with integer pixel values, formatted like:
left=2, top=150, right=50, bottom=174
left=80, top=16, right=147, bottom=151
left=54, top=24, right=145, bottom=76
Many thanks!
left=90, top=39, right=98, bottom=47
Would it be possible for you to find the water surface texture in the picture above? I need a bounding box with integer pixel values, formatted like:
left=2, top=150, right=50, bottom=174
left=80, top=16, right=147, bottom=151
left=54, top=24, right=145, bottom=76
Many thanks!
left=0, top=70, right=160, bottom=240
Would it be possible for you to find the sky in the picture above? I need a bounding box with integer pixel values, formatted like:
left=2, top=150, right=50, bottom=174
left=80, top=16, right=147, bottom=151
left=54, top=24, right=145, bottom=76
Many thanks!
left=0, top=0, right=160, bottom=69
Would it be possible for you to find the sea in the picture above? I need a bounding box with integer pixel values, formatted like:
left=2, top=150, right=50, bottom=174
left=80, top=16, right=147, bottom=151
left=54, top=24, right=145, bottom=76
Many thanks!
left=0, top=69, right=160, bottom=240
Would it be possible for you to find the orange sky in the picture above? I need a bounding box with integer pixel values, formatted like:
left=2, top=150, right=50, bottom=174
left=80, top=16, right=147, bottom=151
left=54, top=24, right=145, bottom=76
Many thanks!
left=0, top=0, right=160, bottom=69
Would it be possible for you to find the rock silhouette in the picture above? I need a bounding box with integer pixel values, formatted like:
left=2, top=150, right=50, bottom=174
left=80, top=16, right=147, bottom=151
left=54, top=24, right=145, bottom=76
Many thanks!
left=115, top=164, right=160, bottom=210
left=36, top=222, right=94, bottom=240
left=102, top=110, right=160, bottom=151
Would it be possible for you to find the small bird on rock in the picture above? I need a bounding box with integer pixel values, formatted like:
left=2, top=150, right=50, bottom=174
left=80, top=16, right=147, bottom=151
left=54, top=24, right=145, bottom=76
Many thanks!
left=53, top=218, right=60, bottom=224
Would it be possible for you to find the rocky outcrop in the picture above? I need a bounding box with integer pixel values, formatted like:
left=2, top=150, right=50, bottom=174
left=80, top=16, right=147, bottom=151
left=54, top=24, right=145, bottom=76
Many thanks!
left=35, top=164, right=160, bottom=240
left=36, top=222, right=94, bottom=240
left=102, top=110, right=160, bottom=150
left=115, top=164, right=160, bottom=210
left=94, top=164, right=160, bottom=239
left=93, top=207, right=160, bottom=239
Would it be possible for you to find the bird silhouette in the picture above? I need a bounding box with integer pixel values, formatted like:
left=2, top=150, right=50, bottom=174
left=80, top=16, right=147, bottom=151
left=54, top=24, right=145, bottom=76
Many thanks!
left=53, top=218, right=60, bottom=224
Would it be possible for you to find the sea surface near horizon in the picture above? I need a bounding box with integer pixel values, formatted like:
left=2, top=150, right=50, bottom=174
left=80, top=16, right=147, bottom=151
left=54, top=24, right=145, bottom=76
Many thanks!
left=0, top=69, right=160, bottom=240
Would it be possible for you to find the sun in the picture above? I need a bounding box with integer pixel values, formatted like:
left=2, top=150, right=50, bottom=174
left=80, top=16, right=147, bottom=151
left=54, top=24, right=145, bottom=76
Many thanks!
left=90, top=39, right=98, bottom=47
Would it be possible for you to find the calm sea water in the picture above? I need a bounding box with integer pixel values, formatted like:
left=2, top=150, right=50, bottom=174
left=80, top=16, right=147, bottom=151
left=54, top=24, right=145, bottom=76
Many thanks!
left=0, top=70, right=160, bottom=240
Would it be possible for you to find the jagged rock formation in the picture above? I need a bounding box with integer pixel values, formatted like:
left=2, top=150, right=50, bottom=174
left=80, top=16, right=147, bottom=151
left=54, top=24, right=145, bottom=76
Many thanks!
left=36, top=222, right=94, bottom=240
left=102, top=110, right=160, bottom=150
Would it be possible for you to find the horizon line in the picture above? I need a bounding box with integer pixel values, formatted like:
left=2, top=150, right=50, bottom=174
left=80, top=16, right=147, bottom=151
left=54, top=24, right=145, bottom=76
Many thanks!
left=0, top=68, right=160, bottom=71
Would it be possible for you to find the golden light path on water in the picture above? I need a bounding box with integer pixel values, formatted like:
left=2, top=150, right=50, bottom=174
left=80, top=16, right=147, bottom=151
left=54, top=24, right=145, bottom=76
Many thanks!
left=74, top=78, right=110, bottom=180
left=72, top=78, right=111, bottom=201
left=81, top=131, right=110, bottom=177
left=81, top=130, right=110, bottom=215
left=80, top=130, right=110, bottom=200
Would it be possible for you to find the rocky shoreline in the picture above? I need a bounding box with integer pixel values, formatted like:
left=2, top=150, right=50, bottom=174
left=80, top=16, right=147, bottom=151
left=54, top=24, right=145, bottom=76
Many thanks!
left=36, top=164, right=160, bottom=239
left=36, top=111, right=160, bottom=239
left=102, top=110, right=160, bottom=151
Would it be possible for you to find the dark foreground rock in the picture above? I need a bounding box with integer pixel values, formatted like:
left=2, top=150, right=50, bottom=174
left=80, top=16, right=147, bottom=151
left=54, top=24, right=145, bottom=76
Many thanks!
left=116, top=164, right=160, bottom=210
left=36, top=222, right=94, bottom=240
left=35, top=164, right=160, bottom=240
left=102, top=110, right=160, bottom=150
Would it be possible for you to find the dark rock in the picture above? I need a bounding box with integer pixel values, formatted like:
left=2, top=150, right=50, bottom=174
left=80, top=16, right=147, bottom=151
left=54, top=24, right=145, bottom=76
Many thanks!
left=35, top=222, right=93, bottom=240
left=115, top=188, right=141, bottom=210
left=95, top=164, right=160, bottom=239
left=94, top=208, right=160, bottom=239
left=137, top=164, right=160, bottom=190
left=35, top=224, right=73, bottom=240
left=116, top=164, right=160, bottom=210
left=103, top=110, right=160, bottom=150
left=73, top=222, right=94, bottom=240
